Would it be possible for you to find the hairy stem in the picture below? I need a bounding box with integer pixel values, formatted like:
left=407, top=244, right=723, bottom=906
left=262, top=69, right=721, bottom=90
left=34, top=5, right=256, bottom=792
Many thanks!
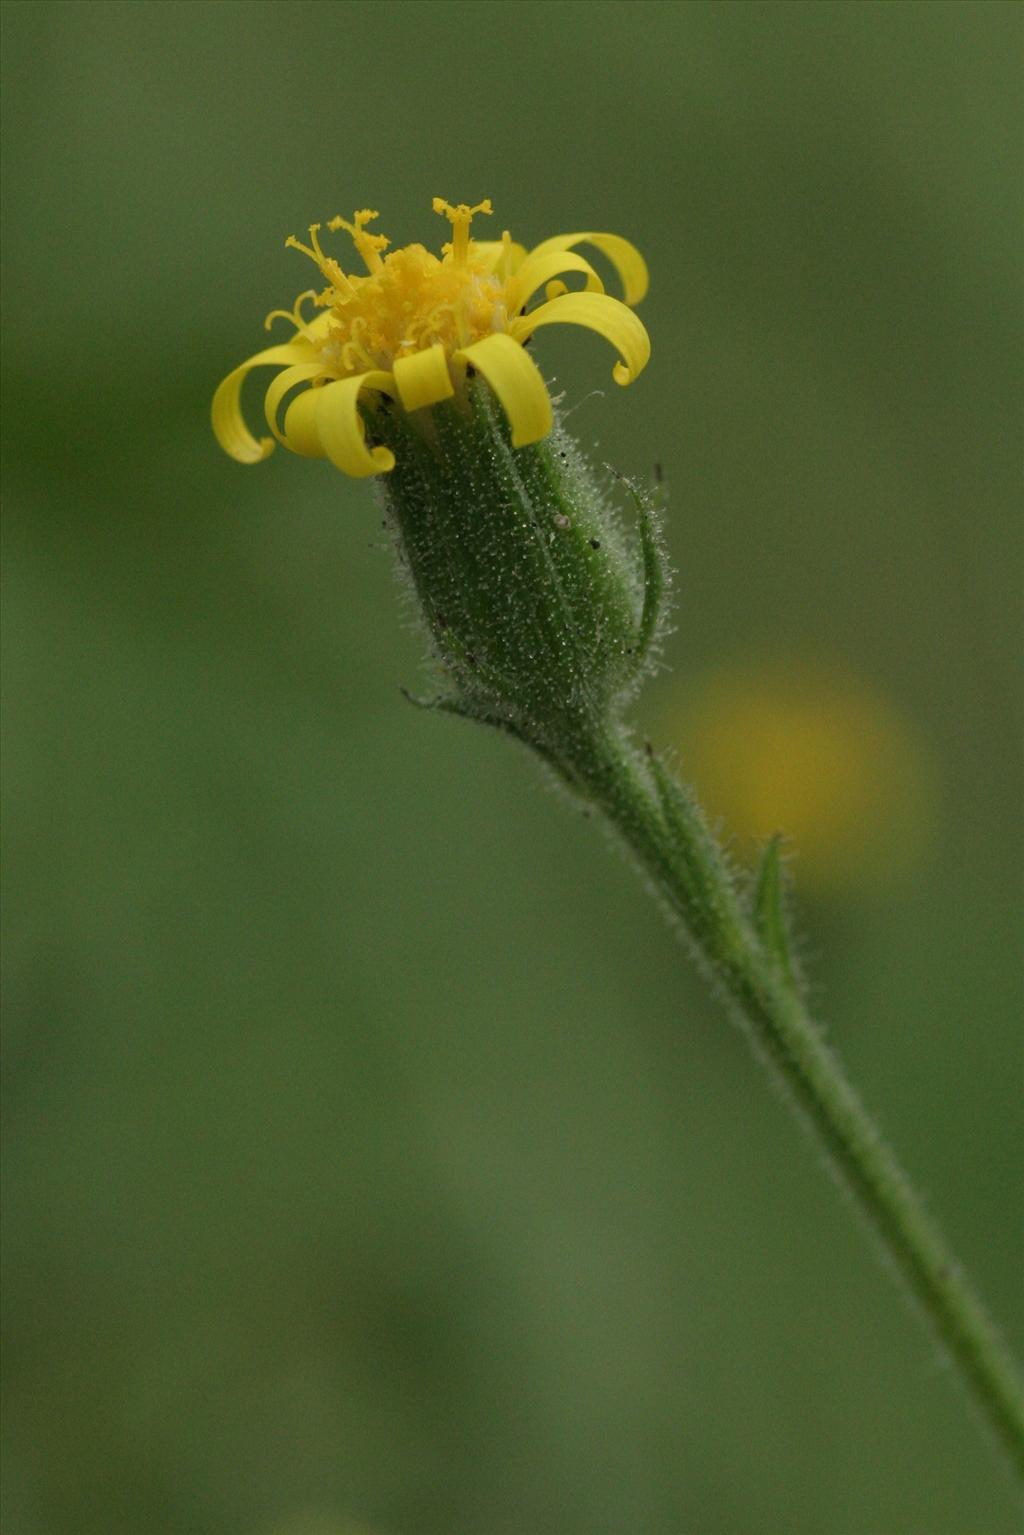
left=562, top=720, right=1024, bottom=1475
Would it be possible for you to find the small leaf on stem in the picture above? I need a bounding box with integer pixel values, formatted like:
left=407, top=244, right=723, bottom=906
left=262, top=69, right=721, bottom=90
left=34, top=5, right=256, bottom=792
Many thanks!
left=753, top=835, right=800, bottom=994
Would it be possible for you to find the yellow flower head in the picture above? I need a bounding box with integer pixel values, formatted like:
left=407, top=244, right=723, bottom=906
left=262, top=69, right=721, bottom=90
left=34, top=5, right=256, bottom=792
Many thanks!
left=212, top=197, right=650, bottom=478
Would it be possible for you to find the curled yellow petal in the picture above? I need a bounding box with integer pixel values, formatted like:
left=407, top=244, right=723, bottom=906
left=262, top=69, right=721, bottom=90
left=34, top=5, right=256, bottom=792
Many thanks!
left=508, top=250, right=605, bottom=314
left=315, top=372, right=398, bottom=477
left=211, top=341, right=317, bottom=464
left=457, top=332, right=552, bottom=448
left=264, top=362, right=328, bottom=448
left=392, top=344, right=455, bottom=413
left=519, top=232, right=648, bottom=307
left=281, top=388, right=326, bottom=458
left=510, top=292, right=651, bottom=386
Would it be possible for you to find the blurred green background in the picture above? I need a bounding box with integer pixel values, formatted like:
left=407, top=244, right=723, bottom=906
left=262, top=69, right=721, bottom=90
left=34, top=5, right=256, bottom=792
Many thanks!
left=3, top=2, right=1021, bottom=1531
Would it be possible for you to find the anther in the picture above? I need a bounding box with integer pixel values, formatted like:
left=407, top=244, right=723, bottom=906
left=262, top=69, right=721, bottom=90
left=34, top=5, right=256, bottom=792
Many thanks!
left=432, top=196, right=493, bottom=266
left=328, top=209, right=390, bottom=274
left=286, top=225, right=356, bottom=299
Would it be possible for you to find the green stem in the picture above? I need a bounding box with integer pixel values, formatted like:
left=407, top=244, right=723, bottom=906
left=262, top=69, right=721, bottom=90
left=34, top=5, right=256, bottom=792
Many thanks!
left=564, top=720, right=1024, bottom=1475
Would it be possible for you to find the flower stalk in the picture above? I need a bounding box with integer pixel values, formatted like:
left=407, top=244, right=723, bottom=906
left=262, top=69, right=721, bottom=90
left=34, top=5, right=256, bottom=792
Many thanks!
left=563, top=722, right=1024, bottom=1475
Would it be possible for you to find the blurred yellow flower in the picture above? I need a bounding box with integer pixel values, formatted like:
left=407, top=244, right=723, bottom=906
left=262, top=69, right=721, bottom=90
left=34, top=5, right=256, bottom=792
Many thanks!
left=212, top=197, right=649, bottom=478
left=262, top=1517, right=386, bottom=1535
left=669, top=661, right=938, bottom=894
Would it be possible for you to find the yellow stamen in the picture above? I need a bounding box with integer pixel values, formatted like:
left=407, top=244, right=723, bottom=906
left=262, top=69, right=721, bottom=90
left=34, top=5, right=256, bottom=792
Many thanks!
left=433, top=196, right=493, bottom=267
left=499, top=229, right=513, bottom=283
left=327, top=209, right=390, bottom=274
left=285, top=225, right=355, bottom=299
left=263, top=289, right=318, bottom=334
